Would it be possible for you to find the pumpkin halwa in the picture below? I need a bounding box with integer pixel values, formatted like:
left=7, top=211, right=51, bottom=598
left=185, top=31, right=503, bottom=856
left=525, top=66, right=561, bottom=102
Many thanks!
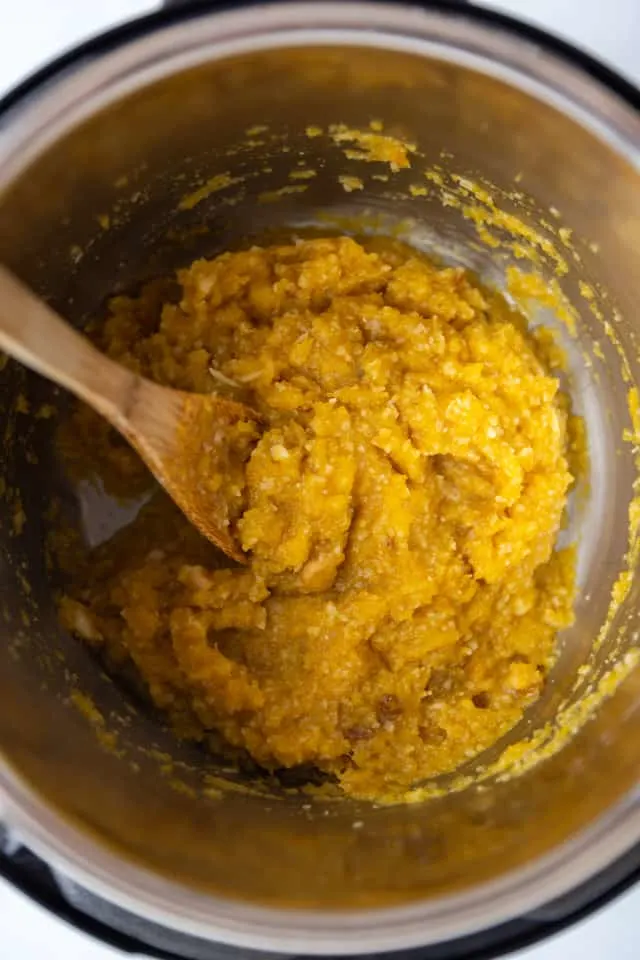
left=58, top=236, right=576, bottom=801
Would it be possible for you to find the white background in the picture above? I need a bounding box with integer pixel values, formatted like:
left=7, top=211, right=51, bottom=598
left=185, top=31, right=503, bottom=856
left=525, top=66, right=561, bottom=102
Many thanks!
left=0, top=1, right=638, bottom=957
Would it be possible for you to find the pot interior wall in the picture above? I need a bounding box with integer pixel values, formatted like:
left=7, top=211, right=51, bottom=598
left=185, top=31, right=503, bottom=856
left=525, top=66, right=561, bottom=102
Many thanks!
left=0, top=35, right=638, bottom=913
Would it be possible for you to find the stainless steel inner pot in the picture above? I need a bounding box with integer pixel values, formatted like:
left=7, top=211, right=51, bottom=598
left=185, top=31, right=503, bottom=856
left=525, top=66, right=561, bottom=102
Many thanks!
left=0, top=2, right=639, bottom=954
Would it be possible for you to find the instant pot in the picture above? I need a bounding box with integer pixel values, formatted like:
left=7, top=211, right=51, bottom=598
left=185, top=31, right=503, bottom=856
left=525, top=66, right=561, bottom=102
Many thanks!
left=0, top=1, right=639, bottom=958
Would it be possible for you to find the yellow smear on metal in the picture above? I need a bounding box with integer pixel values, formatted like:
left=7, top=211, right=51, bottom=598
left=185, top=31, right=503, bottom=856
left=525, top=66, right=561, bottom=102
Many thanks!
left=329, top=123, right=415, bottom=170
left=178, top=173, right=241, bottom=211
left=258, top=185, right=308, bottom=204
left=70, top=690, right=120, bottom=755
left=425, top=170, right=444, bottom=186
left=452, top=178, right=568, bottom=276
left=12, top=498, right=25, bottom=535
left=289, top=169, right=317, bottom=181
left=506, top=268, right=577, bottom=335
left=338, top=175, right=364, bottom=193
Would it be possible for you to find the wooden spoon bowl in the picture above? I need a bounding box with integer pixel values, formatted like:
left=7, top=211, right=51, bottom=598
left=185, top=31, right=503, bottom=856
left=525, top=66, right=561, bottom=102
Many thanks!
left=0, top=265, right=260, bottom=562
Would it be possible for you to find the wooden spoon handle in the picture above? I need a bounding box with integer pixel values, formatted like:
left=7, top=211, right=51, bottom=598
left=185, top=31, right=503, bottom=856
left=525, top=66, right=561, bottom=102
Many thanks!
left=0, top=265, right=134, bottom=426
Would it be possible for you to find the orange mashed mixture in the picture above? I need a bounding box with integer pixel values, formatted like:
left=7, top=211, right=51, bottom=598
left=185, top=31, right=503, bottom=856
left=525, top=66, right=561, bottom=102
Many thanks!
left=59, top=237, right=576, bottom=801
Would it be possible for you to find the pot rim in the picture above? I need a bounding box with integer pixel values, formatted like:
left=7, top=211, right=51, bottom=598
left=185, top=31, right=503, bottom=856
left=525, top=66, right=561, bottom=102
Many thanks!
left=0, top=2, right=639, bottom=953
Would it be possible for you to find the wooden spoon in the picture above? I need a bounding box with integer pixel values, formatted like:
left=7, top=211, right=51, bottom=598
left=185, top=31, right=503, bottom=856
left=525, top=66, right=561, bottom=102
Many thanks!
left=0, top=265, right=260, bottom=562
